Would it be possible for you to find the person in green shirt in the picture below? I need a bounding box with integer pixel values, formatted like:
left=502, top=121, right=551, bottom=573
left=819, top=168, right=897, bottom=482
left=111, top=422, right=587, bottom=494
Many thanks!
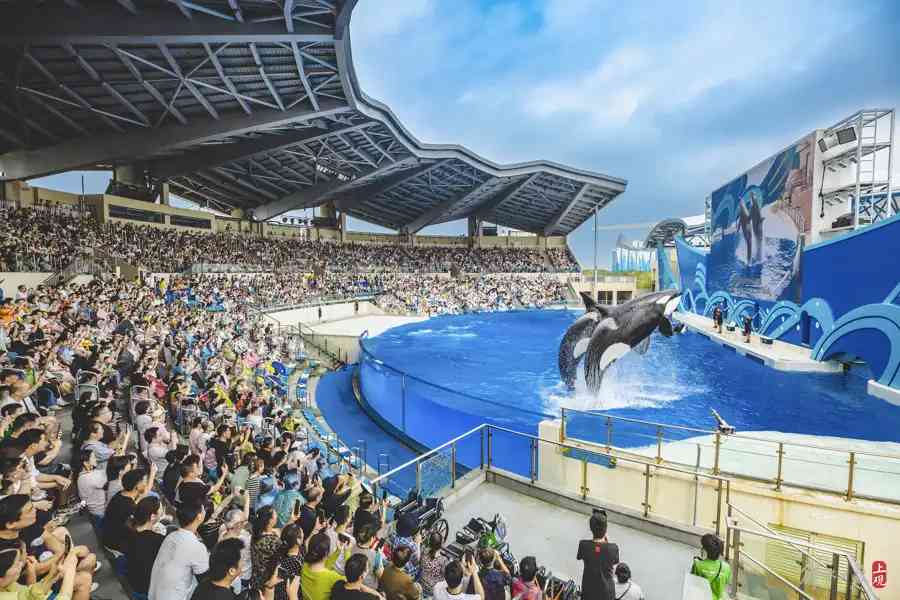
left=301, top=532, right=348, bottom=600
left=691, top=534, right=732, bottom=600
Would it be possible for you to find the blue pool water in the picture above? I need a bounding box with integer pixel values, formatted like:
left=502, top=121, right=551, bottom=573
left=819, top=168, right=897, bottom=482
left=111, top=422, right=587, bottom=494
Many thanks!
left=360, top=309, right=900, bottom=451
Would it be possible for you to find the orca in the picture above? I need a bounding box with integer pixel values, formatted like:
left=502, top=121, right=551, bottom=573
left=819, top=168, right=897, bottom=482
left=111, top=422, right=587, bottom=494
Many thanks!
left=749, top=191, right=765, bottom=263
left=738, top=200, right=753, bottom=264
left=558, top=289, right=682, bottom=393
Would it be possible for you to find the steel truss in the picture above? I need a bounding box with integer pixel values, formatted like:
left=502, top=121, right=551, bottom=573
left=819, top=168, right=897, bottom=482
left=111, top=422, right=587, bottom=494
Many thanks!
left=0, top=0, right=626, bottom=235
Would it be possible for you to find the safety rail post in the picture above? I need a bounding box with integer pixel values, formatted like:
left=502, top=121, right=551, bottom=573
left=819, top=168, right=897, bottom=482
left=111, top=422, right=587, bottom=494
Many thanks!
left=580, top=459, right=589, bottom=500
left=480, top=427, right=485, bottom=470
left=713, top=431, right=722, bottom=475
left=846, top=452, right=856, bottom=501
left=642, top=463, right=652, bottom=517
left=829, top=553, right=840, bottom=600
left=529, top=438, right=537, bottom=484
left=775, top=443, right=785, bottom=492
left=415, top=461, right=422, bottom=494
left=730, top=529, right=742, bottom=599
left=844, top=559, right=853, bottom=600
left=487, top=428, right=493, bottom=469
left=715, top=478, right=723, bottom=537
left=606, top=416, right=613, bottom=453
left=655, top=425, right=663, bottom=464
left=560, top=408, right=567, bottom=443
left=450, top=442, right=457, bottom=488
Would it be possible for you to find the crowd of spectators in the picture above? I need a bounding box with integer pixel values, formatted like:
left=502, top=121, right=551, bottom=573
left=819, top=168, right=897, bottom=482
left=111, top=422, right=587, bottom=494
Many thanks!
left=0, top=206, right=579, bottom=275
left=374, top=276, right=567, bottom=316
left=142, top=272, right=567, bottom=316
left=545, top=249, right=579, bottom=273
left=0, top=204, right=736, bottom=600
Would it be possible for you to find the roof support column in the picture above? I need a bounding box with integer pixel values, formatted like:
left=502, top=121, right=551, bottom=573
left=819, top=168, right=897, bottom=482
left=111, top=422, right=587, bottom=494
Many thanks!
left=467, top=215, right=480, bottom=248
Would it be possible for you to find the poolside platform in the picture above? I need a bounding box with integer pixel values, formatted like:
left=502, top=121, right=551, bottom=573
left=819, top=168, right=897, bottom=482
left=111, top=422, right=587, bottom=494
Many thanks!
left=674, top=311, right=843, bottom=374
left=308, top=314, right=427, bottom=337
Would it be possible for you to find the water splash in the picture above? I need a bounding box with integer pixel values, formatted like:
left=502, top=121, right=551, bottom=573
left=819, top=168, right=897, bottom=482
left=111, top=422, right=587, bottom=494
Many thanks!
left=540, top=335, right=712, bottom=413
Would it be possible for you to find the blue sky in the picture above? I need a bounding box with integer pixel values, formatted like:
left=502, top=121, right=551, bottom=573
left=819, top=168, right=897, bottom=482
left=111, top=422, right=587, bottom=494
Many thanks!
left=34, top=0, right=900, bottom=268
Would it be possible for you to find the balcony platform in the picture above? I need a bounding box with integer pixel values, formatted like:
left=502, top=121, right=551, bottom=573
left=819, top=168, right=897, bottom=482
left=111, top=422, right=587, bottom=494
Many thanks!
left=442, top=479, right=697, bottom=600
left=674, top=312, right=843, bottom=374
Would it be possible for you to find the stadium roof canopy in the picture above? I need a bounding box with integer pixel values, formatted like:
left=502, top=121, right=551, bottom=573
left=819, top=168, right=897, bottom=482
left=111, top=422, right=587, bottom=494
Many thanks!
left=644, top=214, right=708, bottom=248
left=0, top=0, right=627, bottom=236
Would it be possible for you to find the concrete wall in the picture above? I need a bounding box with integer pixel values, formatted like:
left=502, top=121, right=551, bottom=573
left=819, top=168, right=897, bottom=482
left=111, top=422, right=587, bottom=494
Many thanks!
left=264, top=300, right=387, bottom=364
left=265, top=300, right=383, bottom=327
left=538, top=419, right=900, bottom=600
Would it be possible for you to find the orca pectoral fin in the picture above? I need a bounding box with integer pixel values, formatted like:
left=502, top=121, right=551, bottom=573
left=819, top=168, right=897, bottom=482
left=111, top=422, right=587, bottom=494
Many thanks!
left=658, top=317, right=674, bottom=337
left=633, top=336, right=651, bottom=355
left=584, top=334, right=631, bottom=393
left=573, top=337, right=591, bottom=359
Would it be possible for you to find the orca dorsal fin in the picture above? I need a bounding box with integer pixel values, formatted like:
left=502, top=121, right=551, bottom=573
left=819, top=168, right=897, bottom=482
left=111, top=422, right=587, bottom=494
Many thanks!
left=579, top=292, right=610, bottom=316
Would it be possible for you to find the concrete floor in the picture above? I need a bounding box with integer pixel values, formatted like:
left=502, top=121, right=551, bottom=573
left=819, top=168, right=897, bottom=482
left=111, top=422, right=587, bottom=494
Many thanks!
left=442, top=482, right=698, bottom=600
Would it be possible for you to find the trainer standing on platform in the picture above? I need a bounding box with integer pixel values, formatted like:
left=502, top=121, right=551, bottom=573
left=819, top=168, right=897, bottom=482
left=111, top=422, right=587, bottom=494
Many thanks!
left=712, top=304, right=724, bottom=334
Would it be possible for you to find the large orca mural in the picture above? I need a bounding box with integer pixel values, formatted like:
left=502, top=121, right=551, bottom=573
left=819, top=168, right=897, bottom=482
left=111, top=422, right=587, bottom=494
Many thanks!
left=675, top=211, right=900, bottom=395
left=707, top=134, right=813, bottom=304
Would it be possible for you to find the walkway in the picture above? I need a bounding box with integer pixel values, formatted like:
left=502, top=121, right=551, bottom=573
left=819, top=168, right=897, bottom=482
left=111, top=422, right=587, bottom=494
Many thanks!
left=443, top=482, right=696, bottom=600
left=675, top=311, right=842, bottom=374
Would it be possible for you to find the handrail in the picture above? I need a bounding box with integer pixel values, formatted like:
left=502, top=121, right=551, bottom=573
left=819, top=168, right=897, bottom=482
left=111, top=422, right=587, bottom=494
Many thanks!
left=848, top=556, right=880, bottom=599
left=562, top=407, right=900, bottom=465
left=369, top=424, right=486, bottom=485
left=739, top=551, right=815, bottom=600
left=727, top=503, right=830, bottom=571
left=370, top=422, right=732, bottom=487
left=729, top=523, right=856, bottom=558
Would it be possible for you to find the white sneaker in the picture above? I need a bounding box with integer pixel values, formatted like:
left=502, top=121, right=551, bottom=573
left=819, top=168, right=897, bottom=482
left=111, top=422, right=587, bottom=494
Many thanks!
left=91, top=583, right=99, bottom=592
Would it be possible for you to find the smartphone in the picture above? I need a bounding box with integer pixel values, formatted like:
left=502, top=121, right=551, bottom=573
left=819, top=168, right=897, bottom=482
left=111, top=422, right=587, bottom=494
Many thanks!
left=381, top=489, right=388, bottom=502
left=293, top=499, right=302, bottom=515
left=63, top=534, right=72, bottom=559
left=338, top=533, right=352, bottom=545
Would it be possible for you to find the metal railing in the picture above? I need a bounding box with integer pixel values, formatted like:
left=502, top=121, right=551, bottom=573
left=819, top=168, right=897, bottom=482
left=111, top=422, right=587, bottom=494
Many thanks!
left=726, top=502, right=878, bottom=600
left=368, top=423, right=733, bottom=536
left=560, top=408, right=900, bottom=505
left=41, top=255, right=103, bottom=287
left=252, top=293, right=379, bottom=314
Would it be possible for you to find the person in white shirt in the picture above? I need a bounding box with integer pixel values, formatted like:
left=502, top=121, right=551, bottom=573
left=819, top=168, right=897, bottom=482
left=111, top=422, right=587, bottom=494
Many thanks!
left=148, top=502, right=210, bottom=600
left=144, top=426, right=176, bottom=482
left=433, top=555, right=485, bottom=600
left=76, top=449, right=107, bottom=527
left=613, top=563, right=644, bottom=600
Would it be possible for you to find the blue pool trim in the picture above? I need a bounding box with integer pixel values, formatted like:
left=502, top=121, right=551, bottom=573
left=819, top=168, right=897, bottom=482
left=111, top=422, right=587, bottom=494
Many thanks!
left=350, top=366, right=430, bottom=455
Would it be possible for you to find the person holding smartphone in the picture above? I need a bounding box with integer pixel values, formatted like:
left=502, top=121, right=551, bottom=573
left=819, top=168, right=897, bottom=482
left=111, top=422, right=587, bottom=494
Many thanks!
left=433, top=555, right=485, bottom=600
left=273, top=522, right=304, bottom=600
left=576, top=510, right=619, bottom=600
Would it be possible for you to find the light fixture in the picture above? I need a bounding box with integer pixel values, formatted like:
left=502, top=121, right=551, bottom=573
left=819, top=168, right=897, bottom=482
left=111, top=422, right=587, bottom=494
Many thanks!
left=818, top=126, right=857, bottom=152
